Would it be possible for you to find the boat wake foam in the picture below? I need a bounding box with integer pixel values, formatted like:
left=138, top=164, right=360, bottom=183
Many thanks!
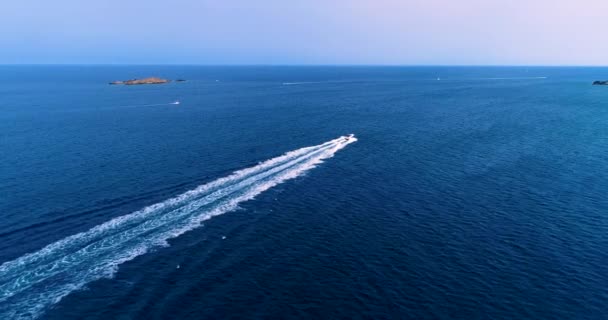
left=0, top=135, right=357, bottom=319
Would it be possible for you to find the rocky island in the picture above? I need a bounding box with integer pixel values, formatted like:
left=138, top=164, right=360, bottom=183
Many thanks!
left=109, top=77, right=185, bottom=85
left=592, top=80, right=608, bottom=85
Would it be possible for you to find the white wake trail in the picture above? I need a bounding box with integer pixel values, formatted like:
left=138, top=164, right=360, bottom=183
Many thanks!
left=0, top=135, right=357, bottom=319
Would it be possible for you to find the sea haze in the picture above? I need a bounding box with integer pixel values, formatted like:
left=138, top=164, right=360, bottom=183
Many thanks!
left=1, top=66, right=608, bottom=319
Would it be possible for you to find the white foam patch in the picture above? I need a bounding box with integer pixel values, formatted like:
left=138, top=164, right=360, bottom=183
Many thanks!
left=0, top=135, right=357, bottom=319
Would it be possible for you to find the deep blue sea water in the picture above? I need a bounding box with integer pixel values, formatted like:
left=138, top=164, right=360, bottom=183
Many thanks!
left=2, top=66, right=608, bottom=319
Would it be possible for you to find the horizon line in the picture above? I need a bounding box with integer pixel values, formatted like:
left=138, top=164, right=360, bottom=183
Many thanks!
left=1, top=63, right=608, bottom=68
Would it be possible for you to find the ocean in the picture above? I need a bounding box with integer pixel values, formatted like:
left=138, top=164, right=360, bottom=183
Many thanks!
left=1, top=66, right=608, bottom=319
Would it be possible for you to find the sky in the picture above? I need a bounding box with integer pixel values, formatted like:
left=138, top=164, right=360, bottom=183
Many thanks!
left=1, top=0, right=607, bottom=65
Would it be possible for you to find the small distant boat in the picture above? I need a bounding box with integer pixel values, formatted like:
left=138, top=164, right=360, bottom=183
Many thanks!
left=171, top=101, right=180, bottom=105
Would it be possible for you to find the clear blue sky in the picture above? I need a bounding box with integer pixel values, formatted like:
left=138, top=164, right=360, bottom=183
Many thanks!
left=2, top=0, right=607, bottom=65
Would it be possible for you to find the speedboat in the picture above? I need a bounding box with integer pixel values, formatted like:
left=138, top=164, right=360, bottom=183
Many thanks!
left=343, top=134, right=355, bottom=142
left=171, top=101, right=180, bottom=105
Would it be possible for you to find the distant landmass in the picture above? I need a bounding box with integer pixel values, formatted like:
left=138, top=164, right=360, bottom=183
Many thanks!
left=592, top=80, right=608, bottom=85
left=109, top=77, right=186, bottom=85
